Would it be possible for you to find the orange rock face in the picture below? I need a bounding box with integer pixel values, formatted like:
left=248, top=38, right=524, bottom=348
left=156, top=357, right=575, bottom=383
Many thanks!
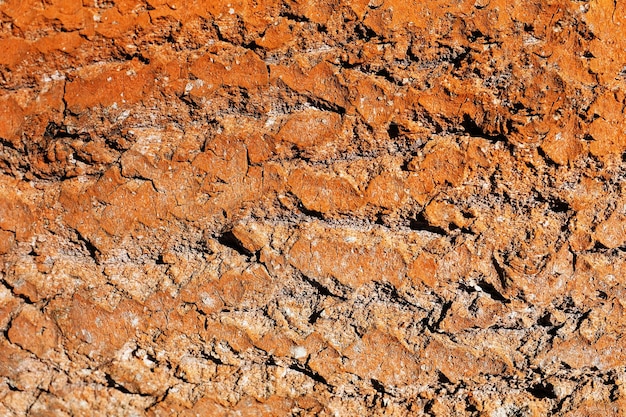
left=1, top=0, right=626, bottom=415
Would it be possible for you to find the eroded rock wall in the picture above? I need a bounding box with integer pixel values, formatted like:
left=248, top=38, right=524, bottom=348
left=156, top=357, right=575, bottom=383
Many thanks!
left=1, top=0, right=626, bottom=415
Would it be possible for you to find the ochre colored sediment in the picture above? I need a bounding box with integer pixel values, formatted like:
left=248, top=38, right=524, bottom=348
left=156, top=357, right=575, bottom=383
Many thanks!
left=1, top=0, right=626, bottom=415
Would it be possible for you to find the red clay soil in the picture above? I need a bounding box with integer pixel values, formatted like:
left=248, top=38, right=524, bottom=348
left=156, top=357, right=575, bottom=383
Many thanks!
left=1, top=0, right=626, bottom=415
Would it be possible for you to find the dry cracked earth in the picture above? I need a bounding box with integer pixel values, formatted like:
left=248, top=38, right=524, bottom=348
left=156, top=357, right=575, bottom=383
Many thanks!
left=1, top=0, right=626, bottom=415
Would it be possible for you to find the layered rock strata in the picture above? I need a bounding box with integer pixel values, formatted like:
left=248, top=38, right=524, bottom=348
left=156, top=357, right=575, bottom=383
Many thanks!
left=1, top=0, right=626, bottom=415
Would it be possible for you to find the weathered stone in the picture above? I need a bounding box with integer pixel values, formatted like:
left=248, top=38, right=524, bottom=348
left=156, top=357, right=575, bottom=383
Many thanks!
left=7, top=305, right=59, bottom=359
left=275, top=109, right=341, bottom=157
left=1, top=0, right=626, bottom=414
left=288, top=224, right=406, bottom=289
left=288, top=167, right=364, bottom=215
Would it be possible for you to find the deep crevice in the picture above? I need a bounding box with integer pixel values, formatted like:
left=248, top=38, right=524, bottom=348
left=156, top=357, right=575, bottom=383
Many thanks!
left=73, top=228, right=100, bottom=263
left=298, top=204, right=326, bottom=221
left=461, top=114, right=507, bottom=143
left=371, top=378, right=387, bottom=395
left=216, top=231, right=253, bottom=257
left=1, top=279, right=35, bottom=305
left=409, top=212, right=448, bottom=236
left=308, top=309, right=323, bottom=324
left=433, top=301, right=452, bottom=330
left=201, top=351, right=225, bottom=365
left=491, top=256, right=508, bottom=289
left=476, top=280, right=510, bottom=303
left=301, top=274, right=347, bottom=301
left=289, top=363, right=331, bottom=388
left=527, top=382, right=557, bottom=399
left=105, top=374, right=133, bottom=395
left=279, top=11, right=311, bottom=23
left=437, top=371, right=452, bottom=384
left=305, top=96, right=346, bottom=115
left=387, top=123, right=400, bottom=139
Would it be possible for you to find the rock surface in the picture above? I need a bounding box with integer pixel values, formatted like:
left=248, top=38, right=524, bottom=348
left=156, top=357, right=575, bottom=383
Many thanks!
left=1, top=0, right=626, bottom=415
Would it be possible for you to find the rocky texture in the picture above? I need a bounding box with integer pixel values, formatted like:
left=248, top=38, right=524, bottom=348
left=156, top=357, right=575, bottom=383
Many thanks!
left=1, top=0, right=626, bottom=415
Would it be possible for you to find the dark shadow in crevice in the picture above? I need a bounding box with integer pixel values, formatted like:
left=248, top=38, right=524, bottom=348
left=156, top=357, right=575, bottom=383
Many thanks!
left=476, top=280, right=510, bottom=303
left=217, top=231, right=252, bottom=257
left=201, top=351, right=225, bottom=365
left=527, top=382, right=557, bottom=399
left=461, top=114, right=507, bottom=143
left=74, top=229, right=100, bottom=263
left=387, top=123, right=400, bottom=139
left=289, top=363, right=331, bottom=388
left=298, top=204, right=326, bottom=221
left=301, top=274, right=347, bottom=301
left=409, top=212, right=447, bottom=236
left=105, top=374, right=133, bottom=395
left=491, top=256, right=508, bottom=289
